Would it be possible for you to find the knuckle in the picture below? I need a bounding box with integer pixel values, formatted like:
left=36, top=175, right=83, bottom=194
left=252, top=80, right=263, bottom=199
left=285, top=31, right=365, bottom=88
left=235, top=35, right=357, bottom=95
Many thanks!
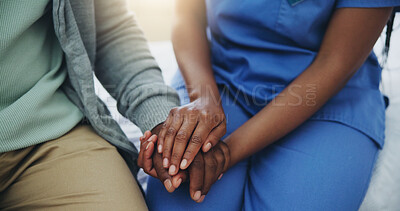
left=190, top=135, right=203, bottom=146
left=214, top=151, right=225, bottom=163
left=211, top=114, right=219, bottom=123
left=163, top=147, right=170, bottom=155
left=162, top=122, right=168, bottom=129
left=176, top=131, right=188, bottom=143
left=166, top=128, right=176, bottom=136
left=205, top=159, right=217, bottom=170
left=174, top=110, right=182, bottom=118
left=170, top=108, right=178, bottom=114
left=184, top=149, right=194, bottom=157
left=171, top=153, right=181, bottom=161
left=191, top=158, right=203, bottom=168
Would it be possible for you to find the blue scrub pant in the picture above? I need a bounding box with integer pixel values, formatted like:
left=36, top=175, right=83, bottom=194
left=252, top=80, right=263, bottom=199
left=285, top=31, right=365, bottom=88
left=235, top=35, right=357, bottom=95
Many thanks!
left=145, top=75, right=379, bottom=211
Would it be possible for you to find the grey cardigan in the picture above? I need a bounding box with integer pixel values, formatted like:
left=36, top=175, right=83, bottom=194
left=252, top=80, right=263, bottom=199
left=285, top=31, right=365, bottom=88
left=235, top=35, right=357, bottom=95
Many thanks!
left=53, top=0, right=180, bottom=177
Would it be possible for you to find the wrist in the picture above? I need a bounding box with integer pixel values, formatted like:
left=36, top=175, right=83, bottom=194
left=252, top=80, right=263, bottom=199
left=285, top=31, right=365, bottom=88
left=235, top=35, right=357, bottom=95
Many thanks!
left=188, top=85, right=221, bottom=103
left=223, top=136, right=239, bottom=170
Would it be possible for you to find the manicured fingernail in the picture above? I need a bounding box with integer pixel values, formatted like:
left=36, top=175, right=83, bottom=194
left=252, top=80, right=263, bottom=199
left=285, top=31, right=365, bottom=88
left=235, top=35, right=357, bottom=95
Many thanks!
left=176, top=178, right=182, bottom=187
left=158, top=145, right=162, bottom=153
left=163, top=158, right=169, bottom=168
left=180, top=159, right=187, bottom=169
left=198, top=195, right=205, bottom=203
left=169, top=165, right=176, bottom=175
left=204, top=142, right=212, bottom=152
left=218, top=173, right=223, bottom=180
left=193, top=191, right=201, bottom=201
left=164, top=179, right=172, bottom=190
left=146, top=143, right=151, bottom=150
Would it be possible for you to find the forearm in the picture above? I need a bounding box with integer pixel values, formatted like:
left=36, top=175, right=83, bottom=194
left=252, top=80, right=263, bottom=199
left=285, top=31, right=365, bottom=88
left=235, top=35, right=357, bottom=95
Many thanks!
left=225, top=60, right=352, bottom=167
left=224, top=7, right=392, bottom=168
left=172, top=0, right=220, bottom=102
left=94, top=0, right=180, bottom=132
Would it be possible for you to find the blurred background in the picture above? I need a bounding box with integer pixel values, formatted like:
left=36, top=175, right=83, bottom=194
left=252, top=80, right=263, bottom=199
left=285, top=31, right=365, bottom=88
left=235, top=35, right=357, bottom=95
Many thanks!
left=127, top=0, right=174, bottom=41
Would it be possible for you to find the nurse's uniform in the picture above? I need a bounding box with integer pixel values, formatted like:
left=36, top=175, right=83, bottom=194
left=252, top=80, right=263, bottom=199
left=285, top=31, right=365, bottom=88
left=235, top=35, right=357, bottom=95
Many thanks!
left=146, top=0, right=400, bottom=210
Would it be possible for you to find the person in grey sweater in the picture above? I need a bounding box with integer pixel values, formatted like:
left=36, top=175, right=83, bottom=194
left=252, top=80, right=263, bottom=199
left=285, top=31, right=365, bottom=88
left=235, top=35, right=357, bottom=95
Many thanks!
left=0, top=0, right=180, bottom=209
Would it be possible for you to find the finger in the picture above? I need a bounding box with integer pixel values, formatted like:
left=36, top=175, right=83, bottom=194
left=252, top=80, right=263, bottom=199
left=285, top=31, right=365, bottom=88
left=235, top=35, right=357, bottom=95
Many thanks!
left=140, top=130, right=151, bottom=143
left=202, top=150, right=218, bottom=195
left=188, top=153, right=204, bottom=202
left=158, top=111, right=174, bottom=153
left=212, top=146, right=226, bottom=182
left=202, top=121, right=226, bottom=152
left=142, top=130, right=152, bottom=141
left=162, top=112, right=184, bottom=168
left=169, top=115, right=197, bottom=176
left=153, top=151, right=175, bottom=193
left=171, top=170, right=188, bottom=189
left=218, top=142, right=231, bottom=172
left=142, top=136, right=158, bottom=177
left=138, top=132, right=152, bottom=167
left=213, top=147, right=226, bottom=176
left=180, top=122, right=211, bottom=170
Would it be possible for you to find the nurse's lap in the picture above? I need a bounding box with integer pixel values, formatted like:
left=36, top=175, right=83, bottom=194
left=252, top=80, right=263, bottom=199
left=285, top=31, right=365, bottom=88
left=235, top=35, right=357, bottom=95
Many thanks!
left=146, top=159, right=248, bottom=211
left=244, top=120, right=379, bottom=211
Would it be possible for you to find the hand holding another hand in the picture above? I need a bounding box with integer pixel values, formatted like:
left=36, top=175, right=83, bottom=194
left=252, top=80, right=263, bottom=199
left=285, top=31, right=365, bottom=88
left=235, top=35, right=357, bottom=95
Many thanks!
left=157, top=98, right=227, bottom=175
left=137, top=130, right=230, bottom=203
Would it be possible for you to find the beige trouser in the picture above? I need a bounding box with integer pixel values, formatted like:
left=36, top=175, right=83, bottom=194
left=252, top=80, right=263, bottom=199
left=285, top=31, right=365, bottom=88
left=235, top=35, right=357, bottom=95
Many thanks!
left=0, top=125, right=148, bottom=211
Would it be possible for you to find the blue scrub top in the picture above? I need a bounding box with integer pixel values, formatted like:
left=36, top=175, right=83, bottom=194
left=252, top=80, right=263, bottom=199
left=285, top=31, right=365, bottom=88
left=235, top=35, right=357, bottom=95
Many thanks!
left=206, top=0, right=400, bottom=147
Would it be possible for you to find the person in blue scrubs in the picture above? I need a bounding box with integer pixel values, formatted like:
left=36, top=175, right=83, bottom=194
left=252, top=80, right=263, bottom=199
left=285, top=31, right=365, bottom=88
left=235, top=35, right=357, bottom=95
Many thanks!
left=142, top=1, right=400, bottom=210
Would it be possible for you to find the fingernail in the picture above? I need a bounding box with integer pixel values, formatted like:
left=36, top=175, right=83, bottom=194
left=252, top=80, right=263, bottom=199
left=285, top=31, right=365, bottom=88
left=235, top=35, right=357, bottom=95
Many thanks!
left=164, top=179, right=172, bottom=191
left=148, top=135, right=155, bottom=142
left=176, top=178, right=182, bottom=187
left=145, top=143, right=151, bottom=150
left=193, top=191, right=201, bottom=201
left=163, top=158, right=169, bottom=168
left=158, top=145, right=162, bottom=153
left=204, top=142, right=212, bottom=152
left=169, top=165, right=176, bottom=175
left=218, top=173, right=223, bottom=180
left=198, top=195, right=205, bottom=203
left=180, top=159, right=187, bottom=169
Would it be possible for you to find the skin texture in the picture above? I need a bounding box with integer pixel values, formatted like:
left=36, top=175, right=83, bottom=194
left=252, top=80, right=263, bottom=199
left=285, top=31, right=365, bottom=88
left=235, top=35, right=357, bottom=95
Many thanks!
left=138, top=1, right=393, bottom=203
left=137, top=130, right=229, bottom=202
left=158, top=98, right=226, bottom=176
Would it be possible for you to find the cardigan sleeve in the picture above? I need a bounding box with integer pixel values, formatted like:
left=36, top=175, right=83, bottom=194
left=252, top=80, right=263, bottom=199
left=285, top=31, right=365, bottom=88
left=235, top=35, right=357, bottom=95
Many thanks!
left=93, top=0, right=180, bottom=133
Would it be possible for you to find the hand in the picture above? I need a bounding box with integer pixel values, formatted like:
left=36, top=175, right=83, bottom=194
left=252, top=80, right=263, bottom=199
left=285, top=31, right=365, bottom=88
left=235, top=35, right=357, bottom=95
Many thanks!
left=187, top=141, right=230, bottom=203
left=158, top=97, right=227, bottom=176
left=138, top=132, right=230, bottom=202
left=137, top=131, right=187, bottom=192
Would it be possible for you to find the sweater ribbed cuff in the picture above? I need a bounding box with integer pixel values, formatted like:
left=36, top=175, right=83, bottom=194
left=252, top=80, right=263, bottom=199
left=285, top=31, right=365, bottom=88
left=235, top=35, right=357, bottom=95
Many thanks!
left=128, top=95, right=180, bottom=133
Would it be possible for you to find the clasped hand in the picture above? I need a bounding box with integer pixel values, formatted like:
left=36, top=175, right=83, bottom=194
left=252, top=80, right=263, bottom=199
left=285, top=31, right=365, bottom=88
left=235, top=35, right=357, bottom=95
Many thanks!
left=137, top=98, right=229, bottom=202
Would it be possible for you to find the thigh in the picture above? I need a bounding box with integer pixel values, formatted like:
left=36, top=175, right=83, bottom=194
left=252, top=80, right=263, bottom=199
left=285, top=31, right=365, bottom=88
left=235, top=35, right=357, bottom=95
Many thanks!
left=244, top=121, right=379, bottom=211
left=146, top=159, right=248, bottom=211
left=0, top=125, right=147, bottom=211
